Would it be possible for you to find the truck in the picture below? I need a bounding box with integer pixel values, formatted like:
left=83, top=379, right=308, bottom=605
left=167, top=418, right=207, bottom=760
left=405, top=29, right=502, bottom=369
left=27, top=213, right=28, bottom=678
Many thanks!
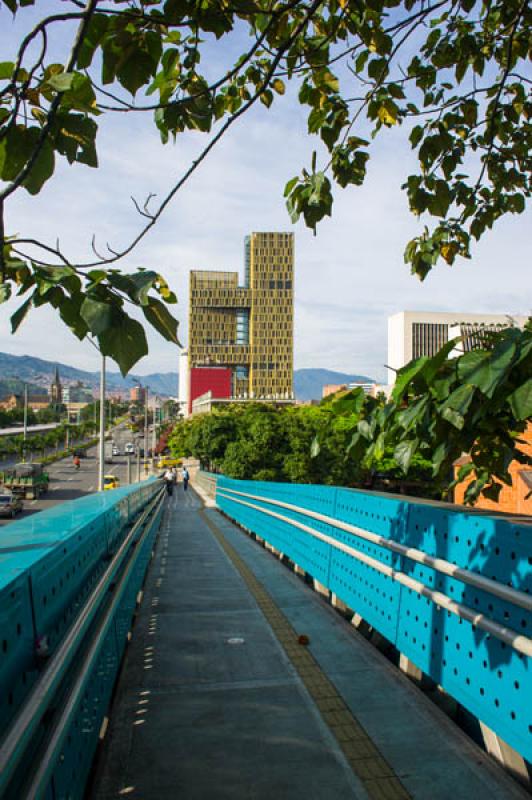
left=105, top=441, right=114, bottom=464
left=0, top=463, right=49, bottom=500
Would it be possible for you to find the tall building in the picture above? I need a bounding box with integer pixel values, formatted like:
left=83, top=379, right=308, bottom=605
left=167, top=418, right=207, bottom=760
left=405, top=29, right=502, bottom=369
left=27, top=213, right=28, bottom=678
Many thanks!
left=188, top=232, right=294, bottom=413
left=130, top=386, right=147, bottom=404
left=387, top=311, right=528, bottom=383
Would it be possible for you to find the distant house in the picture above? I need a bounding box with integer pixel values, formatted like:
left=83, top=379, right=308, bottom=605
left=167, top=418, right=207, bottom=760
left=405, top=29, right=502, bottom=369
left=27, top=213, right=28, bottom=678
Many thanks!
left=0, top=392, right=50, bottom=411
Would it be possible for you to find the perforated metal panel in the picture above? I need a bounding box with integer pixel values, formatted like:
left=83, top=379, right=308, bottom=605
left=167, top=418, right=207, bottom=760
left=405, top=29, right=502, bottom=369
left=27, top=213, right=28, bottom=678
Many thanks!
left=0, top=478, right=162, bottom=753
left=396, top=502, right=532, bottom=761
left=51, top=626, right=120, bottom=800
left=0, top=554, right=40, bottom=729
left=213, top=475, right=532, bottom=762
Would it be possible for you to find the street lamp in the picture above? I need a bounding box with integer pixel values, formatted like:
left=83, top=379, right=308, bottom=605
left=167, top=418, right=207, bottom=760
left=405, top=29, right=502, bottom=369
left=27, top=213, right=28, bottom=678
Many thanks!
left=151, top=396, right=159, bottom=461
left=133, top=379, right=148, bottom=466
left=87, top=338, right=106, bottom=492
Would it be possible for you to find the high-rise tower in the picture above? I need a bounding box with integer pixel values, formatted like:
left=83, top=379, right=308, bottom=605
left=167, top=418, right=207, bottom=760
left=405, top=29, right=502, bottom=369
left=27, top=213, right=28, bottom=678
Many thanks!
left=188, top=232, right=294, bottom=412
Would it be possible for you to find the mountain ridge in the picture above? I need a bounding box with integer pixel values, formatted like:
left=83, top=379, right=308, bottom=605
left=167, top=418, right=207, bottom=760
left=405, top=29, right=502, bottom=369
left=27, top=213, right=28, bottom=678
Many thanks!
left=0, top=352, right=375, bottom=401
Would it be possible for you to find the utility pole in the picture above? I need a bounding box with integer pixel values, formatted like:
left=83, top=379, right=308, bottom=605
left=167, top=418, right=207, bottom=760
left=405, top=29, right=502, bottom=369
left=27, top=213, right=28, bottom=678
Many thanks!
left=144, top=387, right=149, bottom=466
left=22, top=383, right=28, bottom=462
left=127, top=454, right=131, bottom=485
left=23, top=384, right=28, bottom=442
left=151, top=397, right=158, bottom=463
left=98, top=355, right=106, bottom=492
left=136, top=443, right=141, bottom=482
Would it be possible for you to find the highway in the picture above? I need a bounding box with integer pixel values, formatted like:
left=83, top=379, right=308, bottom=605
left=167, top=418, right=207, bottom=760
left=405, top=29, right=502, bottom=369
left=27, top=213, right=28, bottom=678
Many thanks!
left=0, top=425, right=153, bottom=528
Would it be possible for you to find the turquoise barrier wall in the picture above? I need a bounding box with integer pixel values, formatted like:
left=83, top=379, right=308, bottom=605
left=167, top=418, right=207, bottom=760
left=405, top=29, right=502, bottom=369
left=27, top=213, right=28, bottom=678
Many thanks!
left=0, top=480, right=160, bottom=734
left=214, top=475, right=532, bottom=764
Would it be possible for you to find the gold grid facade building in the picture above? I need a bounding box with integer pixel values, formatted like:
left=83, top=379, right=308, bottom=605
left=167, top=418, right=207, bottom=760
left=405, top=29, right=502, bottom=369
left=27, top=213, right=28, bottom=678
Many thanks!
left=189, top=232, right=294, bottom=400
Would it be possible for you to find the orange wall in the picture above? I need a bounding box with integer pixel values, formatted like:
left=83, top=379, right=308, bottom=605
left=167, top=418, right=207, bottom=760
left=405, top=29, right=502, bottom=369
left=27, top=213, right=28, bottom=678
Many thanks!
left=454, top=423, right=532, bottom=515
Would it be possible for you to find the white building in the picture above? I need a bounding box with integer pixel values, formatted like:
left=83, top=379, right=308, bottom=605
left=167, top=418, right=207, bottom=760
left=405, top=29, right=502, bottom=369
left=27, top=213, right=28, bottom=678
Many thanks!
left=387, top=311, right=528, bottom=384
left=178, top=348, right=189, bottom=417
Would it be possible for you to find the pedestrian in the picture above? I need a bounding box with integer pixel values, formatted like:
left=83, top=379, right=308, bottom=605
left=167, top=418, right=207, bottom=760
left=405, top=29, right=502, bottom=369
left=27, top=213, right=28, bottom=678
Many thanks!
left=164, top=468, right=174, bottom=496
left=182, top=466, right=189, bottom=491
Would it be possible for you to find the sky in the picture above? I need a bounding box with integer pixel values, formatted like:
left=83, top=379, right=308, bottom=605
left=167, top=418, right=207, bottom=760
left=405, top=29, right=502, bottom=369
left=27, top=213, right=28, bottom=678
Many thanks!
left=1, top=3, right=530, bottom=383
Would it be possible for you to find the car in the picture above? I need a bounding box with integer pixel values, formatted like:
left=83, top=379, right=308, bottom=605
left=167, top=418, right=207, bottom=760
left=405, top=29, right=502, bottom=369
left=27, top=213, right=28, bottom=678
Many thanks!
left=124, top=443, right=135, bottom=455
left=103, top=474, right=120, bottom=491
left=156, top=456, right=182, bottom=469
left=0, top=492, right=23, bottom=518
left=112, top=446, right=120, bottom=456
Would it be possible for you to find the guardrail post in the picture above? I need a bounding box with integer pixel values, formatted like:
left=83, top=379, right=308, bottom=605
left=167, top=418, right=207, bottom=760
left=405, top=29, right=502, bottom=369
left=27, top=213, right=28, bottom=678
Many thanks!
left=479, top=723, right=530, bottom=785
left=399, top=654, right=423, bottom=682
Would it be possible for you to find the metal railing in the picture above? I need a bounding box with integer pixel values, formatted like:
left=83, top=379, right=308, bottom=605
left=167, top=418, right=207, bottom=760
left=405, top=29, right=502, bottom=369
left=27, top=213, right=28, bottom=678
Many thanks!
left=212, top=474, right=532, bottom=765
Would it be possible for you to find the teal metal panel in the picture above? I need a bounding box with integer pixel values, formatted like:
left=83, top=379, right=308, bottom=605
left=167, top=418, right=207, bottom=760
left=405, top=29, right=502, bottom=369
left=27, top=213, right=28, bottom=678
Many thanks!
left=0, top=553, right=40, bottom=729
left=213, top=474, right=532, bottom=762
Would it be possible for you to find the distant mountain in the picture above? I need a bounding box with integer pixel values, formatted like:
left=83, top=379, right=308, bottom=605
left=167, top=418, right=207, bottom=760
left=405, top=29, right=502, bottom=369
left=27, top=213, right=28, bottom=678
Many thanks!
left=294, top=369, right=375, bottom=401
left=0, top=352, right=178, bottom=398
left=0, top=352, right=372, bottom=403
left=0, top=377, right=45, bottom=399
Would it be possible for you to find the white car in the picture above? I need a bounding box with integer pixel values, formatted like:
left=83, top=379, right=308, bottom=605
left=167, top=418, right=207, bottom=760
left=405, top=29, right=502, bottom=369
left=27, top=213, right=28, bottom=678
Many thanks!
left=124, top=443, right=135, bottom=455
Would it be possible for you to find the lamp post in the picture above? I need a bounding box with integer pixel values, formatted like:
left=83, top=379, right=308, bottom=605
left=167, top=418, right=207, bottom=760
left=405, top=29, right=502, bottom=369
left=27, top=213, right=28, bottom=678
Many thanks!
left=98, top=355, right=106, bottom=492
left=132, top=379, right=148, bottom=467
left=87, top=337, right=106, bottom=492
left=23, top=383, right=28, bottom=443
left=151, top=396, right=159, bottom=463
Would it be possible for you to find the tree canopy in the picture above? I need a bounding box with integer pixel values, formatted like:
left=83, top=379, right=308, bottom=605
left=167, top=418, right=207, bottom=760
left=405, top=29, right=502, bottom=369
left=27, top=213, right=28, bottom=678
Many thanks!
left=1, top=0, right=530, bottom=370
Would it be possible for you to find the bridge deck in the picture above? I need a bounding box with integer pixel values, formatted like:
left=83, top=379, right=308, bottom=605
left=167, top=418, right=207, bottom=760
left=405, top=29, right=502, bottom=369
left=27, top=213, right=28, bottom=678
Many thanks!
left=90, top=489, right=528, bottom=800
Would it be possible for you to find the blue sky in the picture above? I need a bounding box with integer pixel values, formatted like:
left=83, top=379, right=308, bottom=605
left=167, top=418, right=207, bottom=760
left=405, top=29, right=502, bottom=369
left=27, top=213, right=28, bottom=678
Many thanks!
left=1, top=2, right=530, bottom=382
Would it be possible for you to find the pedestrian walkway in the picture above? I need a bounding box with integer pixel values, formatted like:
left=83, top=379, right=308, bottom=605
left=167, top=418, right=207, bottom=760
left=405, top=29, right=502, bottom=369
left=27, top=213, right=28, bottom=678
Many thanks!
left=90, top=489, right=529, bottom=800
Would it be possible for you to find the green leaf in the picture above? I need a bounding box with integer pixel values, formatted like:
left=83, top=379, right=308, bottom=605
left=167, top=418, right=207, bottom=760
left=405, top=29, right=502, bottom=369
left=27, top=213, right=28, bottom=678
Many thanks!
left=0, top=62, right=14, bottom=80
left=80, top=297, right=113, bottom=335
left=11, top=294, right=34, bottom=332
left=142, top=297, right=180, bottom=344
left=47, top=72, right=76, bottom=92
left=310, top=436, right=320, bottom=458
left=98, top=313, right=148, bottom=376
left=394, top=439, right=418, bottom=473
left=330, top=387, right=365, bottom=416
left=392, top=356, right=429, bottom=400
left=23, top=137, right=55, bottom=195
left=508, top=379, right=532, bottom=421
left=0, top=284, right=12, bottom=303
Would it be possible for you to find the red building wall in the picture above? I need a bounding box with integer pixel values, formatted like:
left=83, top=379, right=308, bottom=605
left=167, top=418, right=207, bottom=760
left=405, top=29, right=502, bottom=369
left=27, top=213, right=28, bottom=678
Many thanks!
left=189, top=367, right=231, bottom=414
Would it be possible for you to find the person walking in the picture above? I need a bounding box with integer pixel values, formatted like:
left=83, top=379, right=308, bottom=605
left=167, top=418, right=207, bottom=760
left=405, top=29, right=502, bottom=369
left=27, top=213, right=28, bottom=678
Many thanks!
left=164, top=467, right=174, bottom=496
left=182, top=466, right=189, bottom=491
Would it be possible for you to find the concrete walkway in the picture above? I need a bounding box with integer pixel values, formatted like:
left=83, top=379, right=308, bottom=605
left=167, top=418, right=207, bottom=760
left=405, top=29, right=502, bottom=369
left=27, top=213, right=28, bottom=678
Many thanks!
left=90, top=488, right=529, bottom=800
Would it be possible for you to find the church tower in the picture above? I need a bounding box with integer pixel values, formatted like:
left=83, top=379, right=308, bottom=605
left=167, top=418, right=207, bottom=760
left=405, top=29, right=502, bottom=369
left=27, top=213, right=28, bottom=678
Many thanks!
left=50, top=366, right=63, bottom=405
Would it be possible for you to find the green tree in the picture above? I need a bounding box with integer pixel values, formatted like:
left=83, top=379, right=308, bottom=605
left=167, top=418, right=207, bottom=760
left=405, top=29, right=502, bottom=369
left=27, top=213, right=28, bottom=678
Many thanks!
left=1, top=0, right=530, bottom=370
left=322, top=324, right=532, bottom=503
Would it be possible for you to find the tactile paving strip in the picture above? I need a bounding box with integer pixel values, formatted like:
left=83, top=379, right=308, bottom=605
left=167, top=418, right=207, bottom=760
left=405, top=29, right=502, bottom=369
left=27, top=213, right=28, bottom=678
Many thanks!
left=199, top=508, right=411, bottom=800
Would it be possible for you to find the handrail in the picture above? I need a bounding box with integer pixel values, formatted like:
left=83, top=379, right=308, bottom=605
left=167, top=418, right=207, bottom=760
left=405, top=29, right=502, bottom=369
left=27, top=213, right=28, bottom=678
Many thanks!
left=217, top=490, right=532, bottom=658
left=0, top=485, right=165, bottom=797
left=218, top=487, right=532, bottom=612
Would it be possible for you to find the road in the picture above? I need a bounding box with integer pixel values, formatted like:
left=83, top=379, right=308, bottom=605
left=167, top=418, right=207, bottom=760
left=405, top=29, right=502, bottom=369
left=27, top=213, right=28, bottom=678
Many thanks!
left=0, top=425, right=151, bottom=528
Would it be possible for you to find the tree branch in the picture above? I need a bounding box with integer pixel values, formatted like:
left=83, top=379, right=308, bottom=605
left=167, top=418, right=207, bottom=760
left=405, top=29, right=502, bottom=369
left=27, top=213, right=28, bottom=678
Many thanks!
left=0, top=0, right=100, bottom=202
